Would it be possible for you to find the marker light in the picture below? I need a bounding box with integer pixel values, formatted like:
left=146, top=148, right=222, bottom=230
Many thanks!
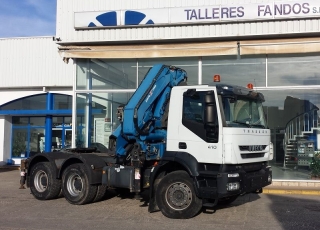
left=228, top=173, right=239, bottom=178
left=247, top=83, right=254, bottom=89
left=213, top=75, right=220, bottom=82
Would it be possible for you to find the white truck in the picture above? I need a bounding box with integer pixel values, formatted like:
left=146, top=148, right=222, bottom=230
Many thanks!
left=20, top=64, right=273, bottom=219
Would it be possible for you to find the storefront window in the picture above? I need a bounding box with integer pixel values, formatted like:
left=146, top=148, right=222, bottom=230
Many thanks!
left=76, top=59, right=137, bottom=90
left=74, top=54, right=320, bottom=181
left=76, top=92, right=132, bottom=149
left=0, top=94, right=46, bottom=110
left=268, top=54, right=320, bottom=86
left=5, top=94, right=73, bottom=158
left=138, top=57, right=198, bottom=85
left=11, top=117, right=45, bottom=157
left=12, top=128, right=27, bottom=157
left=261, top=89, right=320, bottom=180
left=52, top=117, right=72, bottom=150
left=54, top=94, right=72, bottom=109
left=202, top=55, right=266, bottom=87
left=12, top=117, right=29, bottom=126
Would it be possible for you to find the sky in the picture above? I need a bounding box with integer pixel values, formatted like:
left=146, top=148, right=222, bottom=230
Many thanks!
left=0, top=0, right=56, bottom=38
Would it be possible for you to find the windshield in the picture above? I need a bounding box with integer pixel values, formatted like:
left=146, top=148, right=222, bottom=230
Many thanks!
left=222, top=96, right=267, bottom=128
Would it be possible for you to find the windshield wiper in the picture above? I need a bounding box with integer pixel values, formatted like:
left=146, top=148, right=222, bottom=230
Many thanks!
left=232, top=120, right=251, bottom=128
left=250, top=124, right=266, bottom=128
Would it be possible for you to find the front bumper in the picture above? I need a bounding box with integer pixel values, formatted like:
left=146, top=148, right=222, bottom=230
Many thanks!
left=195, top=165, right=272, bottom=199
left=217, top=166, right=272, bottom=197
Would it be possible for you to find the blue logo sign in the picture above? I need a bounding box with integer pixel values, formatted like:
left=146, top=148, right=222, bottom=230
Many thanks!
left=87, top=11, right=154, bottom=27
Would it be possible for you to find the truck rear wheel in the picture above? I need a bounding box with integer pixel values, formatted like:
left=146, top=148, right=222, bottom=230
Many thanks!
left=93, top=184, right=107, bottom=202
left=155, top=170, right=202, bottom=219
left=62, top=163, right=97, bottom=205
left=30, top=162, right=61, bottom=200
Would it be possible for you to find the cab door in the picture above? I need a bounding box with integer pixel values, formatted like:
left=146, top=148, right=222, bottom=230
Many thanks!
left=177, top=90, right=223, bottom=164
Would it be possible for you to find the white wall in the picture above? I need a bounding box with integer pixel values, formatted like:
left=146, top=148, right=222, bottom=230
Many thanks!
left=0, top=116, right=12, bottom=166
left=0, top=37, right=73, bottom=88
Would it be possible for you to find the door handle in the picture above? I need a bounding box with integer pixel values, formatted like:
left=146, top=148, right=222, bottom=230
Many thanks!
left=179, top=142, right=187, bottom=149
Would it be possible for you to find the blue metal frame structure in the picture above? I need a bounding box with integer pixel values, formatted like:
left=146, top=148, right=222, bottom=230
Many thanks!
left=0, top=92, right=105, bottom=159
left=11, top=118, right=45, bottom=158
left=0, top=93, right=72, bottom=159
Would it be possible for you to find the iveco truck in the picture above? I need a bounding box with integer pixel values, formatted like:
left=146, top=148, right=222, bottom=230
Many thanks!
left=20, top=64, right=273, bottom=219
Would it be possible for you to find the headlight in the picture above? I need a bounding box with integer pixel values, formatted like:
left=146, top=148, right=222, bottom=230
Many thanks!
left=269, top=142, right=274, bottom=160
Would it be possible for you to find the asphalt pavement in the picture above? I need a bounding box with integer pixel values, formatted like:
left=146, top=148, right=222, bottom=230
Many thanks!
left=0, top=168, right=320, bottom=230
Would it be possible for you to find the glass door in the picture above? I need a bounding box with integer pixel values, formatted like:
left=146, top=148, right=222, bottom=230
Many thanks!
left=52, top=116, right=72, bottom=151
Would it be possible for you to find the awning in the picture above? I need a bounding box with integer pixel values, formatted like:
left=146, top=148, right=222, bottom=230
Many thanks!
left=58, top=41, right=238, bottom=59
left=240, top=37, right=320, bottom=55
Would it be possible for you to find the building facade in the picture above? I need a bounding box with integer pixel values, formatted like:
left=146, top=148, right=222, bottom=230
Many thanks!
left=1, top=0, right=320, bottom=181
left=0, top=37, right=73, bottom=165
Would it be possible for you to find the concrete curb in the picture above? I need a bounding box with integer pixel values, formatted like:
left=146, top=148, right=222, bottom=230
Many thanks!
left=0, top=166, right=20, bottom=170
left=263, top=188, right=320, bottom=195
left=263, top=180, right=320, bottom=195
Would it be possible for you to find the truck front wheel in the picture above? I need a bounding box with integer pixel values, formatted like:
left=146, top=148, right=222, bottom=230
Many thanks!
left=62, top=163, right=97, bottom=205
left=155, top=170, right=202, bottom=219
left=30, top=162, right=61, bottom=200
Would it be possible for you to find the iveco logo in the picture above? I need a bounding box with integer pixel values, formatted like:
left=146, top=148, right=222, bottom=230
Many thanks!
left=243, top=129, right=268, bottom=134
left=248, top=145, right=264, bottom=151
left=208, top=145, right=217, bottom=149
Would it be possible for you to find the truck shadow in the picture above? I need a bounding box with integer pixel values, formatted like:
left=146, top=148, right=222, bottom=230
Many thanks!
left=265, top=194, right=320, bottom=230
left=201, top=193, right=261, bottom=215
left=101, top=189, right=262, bottom=214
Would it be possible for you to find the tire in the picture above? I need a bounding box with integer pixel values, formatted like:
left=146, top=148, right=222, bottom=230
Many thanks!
left=155, top=170, right=202, bottom=219
left=93, top=184, right=107, bottom=203
left=62, top=163, right=97, bottom=205
left=29, top=162, right=61, bottom=200
left=218, top=195, right=239, bottom=205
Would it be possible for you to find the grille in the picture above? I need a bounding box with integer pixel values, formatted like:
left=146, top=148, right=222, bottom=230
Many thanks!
left=241, top=153, right=265, bottom=159
left=242, top=162, right=264, bottom=172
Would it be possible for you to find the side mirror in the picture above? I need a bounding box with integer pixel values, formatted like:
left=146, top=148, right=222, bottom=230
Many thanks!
left=204, top=91, right=217, bottom=124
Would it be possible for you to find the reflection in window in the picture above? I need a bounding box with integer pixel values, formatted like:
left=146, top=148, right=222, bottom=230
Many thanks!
left=202, top=56, right=266, bottom=87
left=261, top=89, right=320, bottom=179
left=183, top=100, right=203, bottom=122
left=268, top=54, right=320, bottom=86
left=138, top=57, right=198, bottom=85
left=0, top=94, right=46, bottom=110
left=30, top=117, right=45, bottom=126
left=76, top=92, right=133, bottom=148
left=12, top=117, right=29, bottom=126
left=12, top=129, right=27, bottom=157
left=76, top=59, right=137, bottom=90
left=54, top=94, right=72, bottom=109
left=0, top=94, right=71, bottom=111
left=11, top=118, right=45, bottom=157
left=222, top=97, right=266, bottom=128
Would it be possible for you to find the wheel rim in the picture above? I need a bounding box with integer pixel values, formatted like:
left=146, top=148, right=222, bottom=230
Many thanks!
left=66, top=173, right=83, bottom=197
left=165, top=182, right=192, bottom=211
left=34, top=170, right=48, bottom=192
